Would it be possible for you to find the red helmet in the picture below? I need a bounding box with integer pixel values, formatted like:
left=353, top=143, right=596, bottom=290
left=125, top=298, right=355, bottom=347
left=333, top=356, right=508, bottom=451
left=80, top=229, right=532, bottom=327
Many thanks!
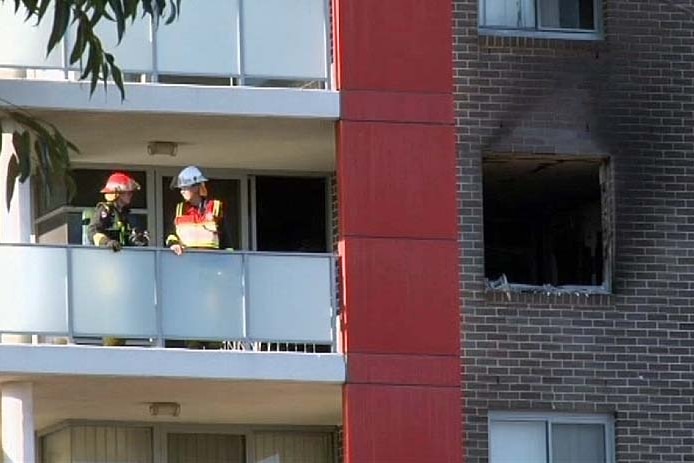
left=100, top=172, right=140, bottom=193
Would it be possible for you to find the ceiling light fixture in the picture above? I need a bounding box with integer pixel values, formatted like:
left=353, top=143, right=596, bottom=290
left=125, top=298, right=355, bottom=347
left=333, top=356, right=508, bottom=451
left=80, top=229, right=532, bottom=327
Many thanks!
left=147, top=141, right=178, bottom=157
left=148, top=402, right=181, bottom=417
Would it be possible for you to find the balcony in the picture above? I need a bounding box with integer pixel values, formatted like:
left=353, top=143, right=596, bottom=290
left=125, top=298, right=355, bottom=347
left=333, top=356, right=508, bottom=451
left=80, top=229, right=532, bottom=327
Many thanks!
left=0, top=244, right=338, bottom=351
left=0, top=0, right=330, bottom=89
left=0, top=0, right=337, bottom=118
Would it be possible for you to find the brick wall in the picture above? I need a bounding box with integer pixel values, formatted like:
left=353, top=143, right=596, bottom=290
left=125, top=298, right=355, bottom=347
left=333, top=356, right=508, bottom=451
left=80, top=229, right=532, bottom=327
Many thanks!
left=455, top=1, right=694, bottom=462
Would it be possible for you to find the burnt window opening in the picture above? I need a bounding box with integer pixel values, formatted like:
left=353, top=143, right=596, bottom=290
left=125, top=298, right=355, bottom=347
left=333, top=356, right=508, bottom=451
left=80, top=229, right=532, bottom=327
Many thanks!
left=483, top=157, right=608, bottom=289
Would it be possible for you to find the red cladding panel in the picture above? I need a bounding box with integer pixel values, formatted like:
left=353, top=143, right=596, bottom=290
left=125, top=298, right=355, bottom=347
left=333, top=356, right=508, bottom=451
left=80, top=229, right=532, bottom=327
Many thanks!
left=334, top=0, right=453, bottom=93
left=337, top=122, right=457, bottom=240
left=341, top=237, right=460, bottom=356
left=344, top=384, right=461, bottom=463
left=341, top=90, right=455, bottom=125
left=348, top=353, right=459, bottom=387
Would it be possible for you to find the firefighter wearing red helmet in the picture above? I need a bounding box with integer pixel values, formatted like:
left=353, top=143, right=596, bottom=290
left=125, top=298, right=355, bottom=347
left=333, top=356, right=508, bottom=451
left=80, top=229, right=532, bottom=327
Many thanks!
left=87, top=172, right=149, bottom=252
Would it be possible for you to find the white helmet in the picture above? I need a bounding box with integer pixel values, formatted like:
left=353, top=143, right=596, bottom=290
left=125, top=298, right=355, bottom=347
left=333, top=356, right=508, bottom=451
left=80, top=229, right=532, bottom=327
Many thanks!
left=171, top=166, right=208, bottom=189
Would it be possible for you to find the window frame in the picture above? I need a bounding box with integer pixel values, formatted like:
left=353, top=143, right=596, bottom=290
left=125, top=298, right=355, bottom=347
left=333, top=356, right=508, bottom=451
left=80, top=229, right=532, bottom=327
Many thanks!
left=488, top=411, right=615, bottom=463
left=482, top=155, right=613, bottom=294
left=478, top=0, right=604, bottom=41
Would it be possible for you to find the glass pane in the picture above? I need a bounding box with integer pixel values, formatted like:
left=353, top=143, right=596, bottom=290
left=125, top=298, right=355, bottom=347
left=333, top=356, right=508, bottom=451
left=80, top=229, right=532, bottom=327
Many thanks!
left=0, top=246, right=68, bottom=334
left=490, top=421, right=547, bottom=463
left=67, top=13, right=152, bottom=72
left=539, top=0, right=595, bottom=29
left=33, top=173, right=69, bottom=217
left=167, top=433, right=245, bottom=463
left=552, top=423, right=606, bottom=463
left=247, top=255, right=333, bottom=342
left=72, top=425, right=153, bottom=463
left=71, top=169, right=147, bottom=209
left=255, top=176, right=327, bottom=253
left=482, top=0, right=535, bottom=28
left=162, top=176, right=241, bottom=249
left=242, top=0, right=327, bottom=79
left=70, top=247, right=157, bottom=337
left=157, top=0, right=239, bottom=75
left=0, top=2, right=63, bottom=68
left=253, top=432, right=333, bottom=463
left=160, top=252, right=244, bottom=340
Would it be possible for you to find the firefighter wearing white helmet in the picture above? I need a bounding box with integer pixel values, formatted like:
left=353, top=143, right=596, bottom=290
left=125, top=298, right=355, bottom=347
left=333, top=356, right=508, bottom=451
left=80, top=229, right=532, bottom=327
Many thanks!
left=166, top=166, right=232, bottom=255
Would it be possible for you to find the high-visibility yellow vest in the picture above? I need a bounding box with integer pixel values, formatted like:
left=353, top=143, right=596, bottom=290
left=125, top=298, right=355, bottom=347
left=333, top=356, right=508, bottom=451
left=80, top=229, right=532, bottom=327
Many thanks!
left=173, top=200, right=222, bottom=249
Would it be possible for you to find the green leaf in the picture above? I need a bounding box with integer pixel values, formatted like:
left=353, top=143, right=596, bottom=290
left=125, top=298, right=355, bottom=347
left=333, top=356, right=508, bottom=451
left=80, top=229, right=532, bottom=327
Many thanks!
left=105, top=53, right=125, bottom=99
left=5, top=155, right=19, bottom=211
left=108, top=0, right=126, bottom=43
left=69, top=19, right=87, bottom=64
left=36, top=0, right=50, bottom=22
left=47, top=0, right=70, bottom=57
left=12, top=131, right=31, bottom=183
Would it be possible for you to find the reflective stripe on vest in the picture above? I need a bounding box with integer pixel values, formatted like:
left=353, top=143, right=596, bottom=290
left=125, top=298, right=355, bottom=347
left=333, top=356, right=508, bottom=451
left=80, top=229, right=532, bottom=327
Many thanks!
left=174, top=200, right=221, bottom=249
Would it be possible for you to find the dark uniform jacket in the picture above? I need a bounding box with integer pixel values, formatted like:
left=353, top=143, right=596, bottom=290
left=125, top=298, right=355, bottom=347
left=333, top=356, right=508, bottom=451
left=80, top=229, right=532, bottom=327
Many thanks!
left=87, top=202, right=148, bottom=247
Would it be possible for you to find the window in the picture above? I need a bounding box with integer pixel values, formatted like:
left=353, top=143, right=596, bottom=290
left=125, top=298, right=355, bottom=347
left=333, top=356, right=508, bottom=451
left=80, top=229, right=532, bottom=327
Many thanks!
left=489, top=412, right=614, bottom=463
left=483, top=156, right=611, bottom=292
left=32, top=167, right=331, bottom=252
left=41, top=423, right=337, bottom=463
left=479, top=0, right=600, bottom=37
left=34, top=169, right=149, bottom=246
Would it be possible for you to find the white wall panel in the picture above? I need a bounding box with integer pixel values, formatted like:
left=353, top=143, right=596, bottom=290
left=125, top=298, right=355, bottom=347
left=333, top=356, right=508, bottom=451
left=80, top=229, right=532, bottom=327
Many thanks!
left=160, top=252, right=244, bottom=340
left=247, top=255, right=333, bottom=342
left=70, top=248, right=157, bottom=337
left=242, top=0, right=327, bottom=79
left=0, top=2, right=62, bottom=67
left=67, top=15, right=152, bottom=72
left=157, top=0, right=240, bottom=75
left=0, top=246, right=67, bottom=333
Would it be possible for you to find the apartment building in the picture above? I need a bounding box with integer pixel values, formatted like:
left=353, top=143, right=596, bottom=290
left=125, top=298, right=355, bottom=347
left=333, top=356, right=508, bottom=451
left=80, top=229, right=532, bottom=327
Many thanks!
left=4, top=0, right=688, bottom=462
left=0, top=1, right=460, bottom=462
left=458, top=0, right=694, bottom=462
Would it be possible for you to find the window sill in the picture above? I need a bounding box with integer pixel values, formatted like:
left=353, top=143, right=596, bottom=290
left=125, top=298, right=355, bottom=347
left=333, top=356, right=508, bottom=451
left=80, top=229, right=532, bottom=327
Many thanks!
left=478, top=27, right=603, bottom=42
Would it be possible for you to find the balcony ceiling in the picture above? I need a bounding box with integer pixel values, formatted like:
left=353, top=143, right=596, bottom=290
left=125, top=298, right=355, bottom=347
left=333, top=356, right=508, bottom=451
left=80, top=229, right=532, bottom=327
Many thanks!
left=4, top=375, right=342, bottom=430
left=36, top=110, right=336, bottom=172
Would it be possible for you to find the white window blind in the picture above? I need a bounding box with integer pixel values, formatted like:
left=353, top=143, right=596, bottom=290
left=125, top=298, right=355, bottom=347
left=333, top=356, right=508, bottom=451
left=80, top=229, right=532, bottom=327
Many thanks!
left=167, top=433, right=245, bottom=463
left=481, top=0, right=535, bottom=29
left=489, top=421, right=547, bottom=463
left=253, top=431, right=334, bottom=463
left=42, top=425, right=153, bottom=463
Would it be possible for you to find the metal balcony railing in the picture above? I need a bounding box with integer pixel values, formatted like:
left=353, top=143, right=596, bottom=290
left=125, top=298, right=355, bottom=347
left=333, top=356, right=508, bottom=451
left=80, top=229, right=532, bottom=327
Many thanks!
left=0, top=0, right=331, bottom=89
left=0, top=244, right=338, bottom=352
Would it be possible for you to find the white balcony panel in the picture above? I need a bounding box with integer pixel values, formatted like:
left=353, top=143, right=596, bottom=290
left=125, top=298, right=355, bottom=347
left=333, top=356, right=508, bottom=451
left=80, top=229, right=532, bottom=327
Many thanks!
left=70, top=248, right=157, bottom=337
left=67, top=16, right=152, bottom=72
left=160, top=252, right=244, bottom=340
left=242, top=0, right=327, bottom=79
left=157, top=0, right=240, bottom=76
left=0, top=2, right=62, bottom=68
left=0, top=246, right=67, bottom=333
left=247, top=255, right=332, bottom=342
